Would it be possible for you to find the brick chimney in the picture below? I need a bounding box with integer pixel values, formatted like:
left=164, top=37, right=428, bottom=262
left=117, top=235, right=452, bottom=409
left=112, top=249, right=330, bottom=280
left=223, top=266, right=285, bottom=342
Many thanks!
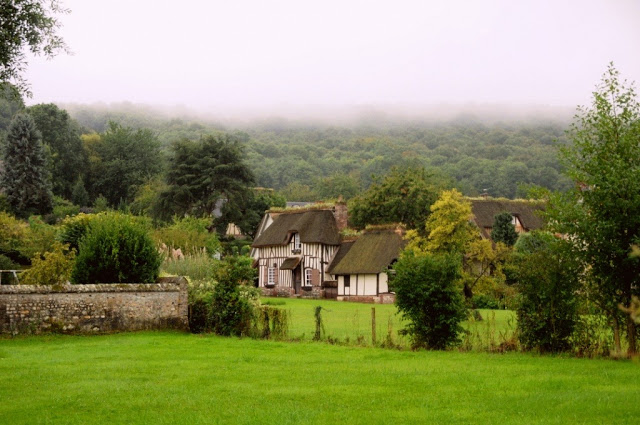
left=333, top=196, right=348, bottom=231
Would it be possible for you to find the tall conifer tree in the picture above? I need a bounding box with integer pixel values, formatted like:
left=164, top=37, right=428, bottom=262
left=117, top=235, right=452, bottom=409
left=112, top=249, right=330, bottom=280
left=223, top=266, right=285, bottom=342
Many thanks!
left=0, top=113, right=53, bottom=217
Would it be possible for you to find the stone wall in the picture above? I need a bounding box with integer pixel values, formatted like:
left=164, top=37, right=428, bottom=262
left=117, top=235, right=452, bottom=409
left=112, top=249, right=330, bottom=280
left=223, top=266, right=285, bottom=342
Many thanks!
left=0, top=277, right=188, bottom=334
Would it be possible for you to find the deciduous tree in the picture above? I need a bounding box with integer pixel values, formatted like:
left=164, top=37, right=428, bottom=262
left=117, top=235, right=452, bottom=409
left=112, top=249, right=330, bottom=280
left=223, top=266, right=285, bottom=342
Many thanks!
left=350, top=167, right=449, bottom=231
left=546, top=64, right=640, bottom=355
left=0, top=0, right=69, bottom=97
left=157, top=134, right=254, bottom=228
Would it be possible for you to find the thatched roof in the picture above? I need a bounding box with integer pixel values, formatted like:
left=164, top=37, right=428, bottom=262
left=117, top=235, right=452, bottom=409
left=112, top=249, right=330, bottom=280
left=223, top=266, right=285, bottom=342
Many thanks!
left=252, top=209, right=341, bottom=247
left=329, top=228, right=406, bottom=275
left=470, top=199, right=545, bottom=231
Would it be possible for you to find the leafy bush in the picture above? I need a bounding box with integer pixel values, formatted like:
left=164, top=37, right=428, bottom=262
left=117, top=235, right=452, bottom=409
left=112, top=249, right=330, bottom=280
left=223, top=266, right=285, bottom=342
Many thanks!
left=57, top=213, right=96, bottom=251
left=44, top=196, right=80, bottom=224
left=392, top=252, right=467, bottom=350
left=513, top=233, right=580, bottom=353
left=154, top=216, right=220, bottom=256
left=208, top=255, right=258, bottom=336
left=0, top=211, right=28, bottom=262
left=20, top=216, right=57, bottom=262
left=472, top=294, right=500, bottom=309
left=72, top=212, right=161, bottom=283
left=569, top=313, right=613, bottom=358
left=19, top=242, right=76, bottom=288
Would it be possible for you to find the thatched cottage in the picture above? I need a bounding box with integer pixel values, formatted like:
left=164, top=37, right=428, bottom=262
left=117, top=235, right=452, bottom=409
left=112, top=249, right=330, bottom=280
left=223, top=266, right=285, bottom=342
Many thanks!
left=251, top=203, right=347, bottom=297
left=469, top=198, right=545, bottom=240
left=328, top=227, right=405, bottom=300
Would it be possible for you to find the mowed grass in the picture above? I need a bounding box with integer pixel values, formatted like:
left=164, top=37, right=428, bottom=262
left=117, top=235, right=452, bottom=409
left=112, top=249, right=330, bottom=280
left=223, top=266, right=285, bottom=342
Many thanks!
left=1, top=331, right=639, bottom=424
left=263, top=297, right=516, bottom=347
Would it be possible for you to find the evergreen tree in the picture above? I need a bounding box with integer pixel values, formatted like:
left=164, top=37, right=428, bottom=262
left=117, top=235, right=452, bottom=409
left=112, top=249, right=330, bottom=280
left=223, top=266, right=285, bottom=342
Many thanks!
left=491, top=211, right=518, bottom=246
left=71, top=176, right=89, bottom=207
left=0, top=113, right=53, bottom=217
left=27, top=103, right=87, bottom=199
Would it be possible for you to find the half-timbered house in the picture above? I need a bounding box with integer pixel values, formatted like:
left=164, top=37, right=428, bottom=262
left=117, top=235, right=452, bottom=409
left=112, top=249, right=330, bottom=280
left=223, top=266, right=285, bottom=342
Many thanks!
left=252, top=203, right=347, bottom=296
left=328, top=226, right=405, bottom=300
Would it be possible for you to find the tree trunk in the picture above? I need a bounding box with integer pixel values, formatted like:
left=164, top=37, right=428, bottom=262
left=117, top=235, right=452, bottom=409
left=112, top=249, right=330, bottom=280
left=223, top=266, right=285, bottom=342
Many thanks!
left=612, top=315, right=622, bottom=355
left=626, top=314, right=637, bottom=356
left=463, top=283, right=473, bottom=303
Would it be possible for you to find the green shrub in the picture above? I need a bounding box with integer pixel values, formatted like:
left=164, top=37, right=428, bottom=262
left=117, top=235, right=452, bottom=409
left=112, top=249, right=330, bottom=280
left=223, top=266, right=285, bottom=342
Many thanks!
left=209, top=255, right=258, bottom=336
left=72, top=212, right=161, bottom=283
left=57, top=213, right=97, bottom=251
left=569, top=313, right=613, bottom=358
left=19, top=242, right=76, bottom=288
left=0, top=211, right=27, bottom=262
left=21, top=216, right=57, bottom=262
left=392, top=252, right=467, bottom=350
left=472, top=294, right=500, bottom=309
left=45, top=196, right=81, bottom=224
left=514, top=233, right=580, bottom=353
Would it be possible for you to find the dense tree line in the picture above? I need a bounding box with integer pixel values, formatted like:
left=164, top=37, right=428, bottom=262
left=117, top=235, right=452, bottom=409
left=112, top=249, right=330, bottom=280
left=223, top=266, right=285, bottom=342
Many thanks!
left=62, top=104, right=573, bottom=200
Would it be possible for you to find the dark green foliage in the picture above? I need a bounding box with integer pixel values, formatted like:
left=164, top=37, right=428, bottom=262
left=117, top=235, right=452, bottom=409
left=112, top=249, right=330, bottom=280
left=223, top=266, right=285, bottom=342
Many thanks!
left=57, top=213, right=95, bottom=251
left=91, top=122, right=163, bottom=207
left=0, top=113, right=53, bottom=217
left=472, top=294, right=500, bottom=310
left=71, top=177, right=89, bottom=207
left=224, top=189, right=286, bottom=238
left=188, top=298, right=211, bottom=334
left=0, top=254, right=20, bottom=284
left=71, top=212, right=161, bottom=284
left=0, top=1, right=68, bottom=97
left=350, top=167, right=449, bottom=231
left=27, top=103, right=87, bottom=199
left=314, top=173, right=361, bottom=200
left=0, top=84, right=24, bottom=140
left=513, top=233, right=579, bottom=353
left=208, top=255, right=258, bottom=336
left=393, top=252, right=466, bottom=349
left=490, top=212, right=518, bottom=246
left=157, top=134, right=254, bottom=225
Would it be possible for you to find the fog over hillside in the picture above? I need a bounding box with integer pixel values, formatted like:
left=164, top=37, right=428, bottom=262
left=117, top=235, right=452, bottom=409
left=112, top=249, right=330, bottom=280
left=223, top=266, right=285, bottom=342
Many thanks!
left=60, top=102, right=575, bottom=129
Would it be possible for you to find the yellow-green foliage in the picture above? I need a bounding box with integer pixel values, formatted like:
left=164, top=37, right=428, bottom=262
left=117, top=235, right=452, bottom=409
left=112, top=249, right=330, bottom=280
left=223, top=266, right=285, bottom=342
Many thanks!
left=154, top=216, right=220, bottom=256
left=57, top=212, right=97, bottom=251
left=0, top=212, right=57, bottom=263
left=0, top=211, right=27, bottom=254
left=20, top=242, right=76, bottom=287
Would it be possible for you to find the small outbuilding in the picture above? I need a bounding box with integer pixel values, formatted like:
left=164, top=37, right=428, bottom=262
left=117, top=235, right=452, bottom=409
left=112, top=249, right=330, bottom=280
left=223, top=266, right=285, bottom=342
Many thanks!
left=328, top=226, right=406, bottom=300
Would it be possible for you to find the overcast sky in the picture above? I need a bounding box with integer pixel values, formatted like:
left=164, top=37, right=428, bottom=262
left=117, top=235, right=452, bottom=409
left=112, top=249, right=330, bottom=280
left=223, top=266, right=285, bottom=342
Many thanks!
left=23, top=0, right=640, bottom=113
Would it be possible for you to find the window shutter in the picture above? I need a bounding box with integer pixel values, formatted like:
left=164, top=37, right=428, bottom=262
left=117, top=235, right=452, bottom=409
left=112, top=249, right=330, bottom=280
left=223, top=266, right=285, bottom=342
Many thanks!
left=274, top=265, right=279, bottom=285
left=312, top=268, right=320, bottom=286
left=262, top=265, right=267, bottom=286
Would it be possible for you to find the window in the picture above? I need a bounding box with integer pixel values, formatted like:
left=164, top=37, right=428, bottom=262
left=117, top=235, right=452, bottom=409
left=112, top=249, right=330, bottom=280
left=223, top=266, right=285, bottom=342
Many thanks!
left=293, top=233, right=301, bottom=251
left=344, top=275, right=350, bottom=287
left=267, top=267, right=276, bottom=285
left=304, top=269, right=312, bottom=287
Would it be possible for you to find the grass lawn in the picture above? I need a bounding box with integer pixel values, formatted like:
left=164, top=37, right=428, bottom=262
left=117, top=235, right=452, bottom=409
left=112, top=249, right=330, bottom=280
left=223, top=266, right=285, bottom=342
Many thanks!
left=263, top=297, right=516, bottom=348
left=1, top=332, right=639, bottom=424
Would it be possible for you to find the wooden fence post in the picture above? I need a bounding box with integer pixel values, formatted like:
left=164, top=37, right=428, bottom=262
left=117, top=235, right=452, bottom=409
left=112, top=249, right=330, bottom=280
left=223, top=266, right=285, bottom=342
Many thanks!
left=371, top=307, right=376, bottom=346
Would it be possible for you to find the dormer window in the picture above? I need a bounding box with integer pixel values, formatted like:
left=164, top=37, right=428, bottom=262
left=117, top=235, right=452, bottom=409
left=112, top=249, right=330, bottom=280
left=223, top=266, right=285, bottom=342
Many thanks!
left=293, top=233, right=301, bottom=252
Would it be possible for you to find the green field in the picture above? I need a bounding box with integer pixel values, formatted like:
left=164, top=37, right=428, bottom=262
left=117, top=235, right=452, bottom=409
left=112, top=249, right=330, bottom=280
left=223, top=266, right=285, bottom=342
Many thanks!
left=264, top=297, right=516, bottom=349
left=1, top=332, right=639, bottom=424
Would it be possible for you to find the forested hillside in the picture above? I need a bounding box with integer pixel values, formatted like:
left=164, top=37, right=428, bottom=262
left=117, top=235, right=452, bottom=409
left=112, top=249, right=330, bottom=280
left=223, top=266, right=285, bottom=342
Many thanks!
left=61, top=103, right=573, bottom=200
